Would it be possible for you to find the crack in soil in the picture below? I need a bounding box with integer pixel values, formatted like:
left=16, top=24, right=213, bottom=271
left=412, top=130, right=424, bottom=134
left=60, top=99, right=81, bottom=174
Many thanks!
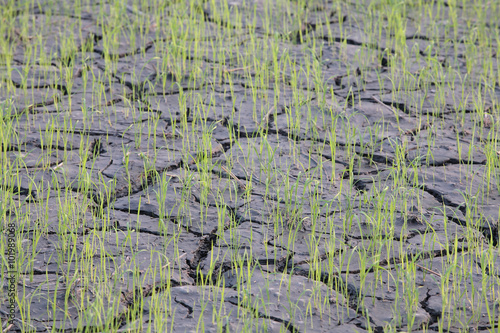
left=225, top=296, right=301, bottom=333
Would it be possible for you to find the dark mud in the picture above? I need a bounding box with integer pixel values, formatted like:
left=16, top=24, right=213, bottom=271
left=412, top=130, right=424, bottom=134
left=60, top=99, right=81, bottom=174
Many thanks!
left=1, top=1, right=499, bottom=332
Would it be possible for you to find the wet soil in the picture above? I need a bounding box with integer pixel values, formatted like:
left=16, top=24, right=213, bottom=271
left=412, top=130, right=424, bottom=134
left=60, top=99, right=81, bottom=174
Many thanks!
left=1, top=1, right=499, bottom=332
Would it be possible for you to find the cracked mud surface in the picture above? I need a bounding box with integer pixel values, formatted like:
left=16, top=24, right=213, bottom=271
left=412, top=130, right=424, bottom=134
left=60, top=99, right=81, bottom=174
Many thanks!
left=1, top=0, right=500, bottom=332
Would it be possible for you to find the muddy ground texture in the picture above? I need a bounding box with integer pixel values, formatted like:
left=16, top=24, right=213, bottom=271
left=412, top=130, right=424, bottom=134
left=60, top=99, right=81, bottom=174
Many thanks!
left=1, top=1, right=500, bottom=332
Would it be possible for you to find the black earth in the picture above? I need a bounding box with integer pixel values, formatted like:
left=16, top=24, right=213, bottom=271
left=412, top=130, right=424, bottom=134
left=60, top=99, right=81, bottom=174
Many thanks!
left=0, top=0, right=499, bottom=332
